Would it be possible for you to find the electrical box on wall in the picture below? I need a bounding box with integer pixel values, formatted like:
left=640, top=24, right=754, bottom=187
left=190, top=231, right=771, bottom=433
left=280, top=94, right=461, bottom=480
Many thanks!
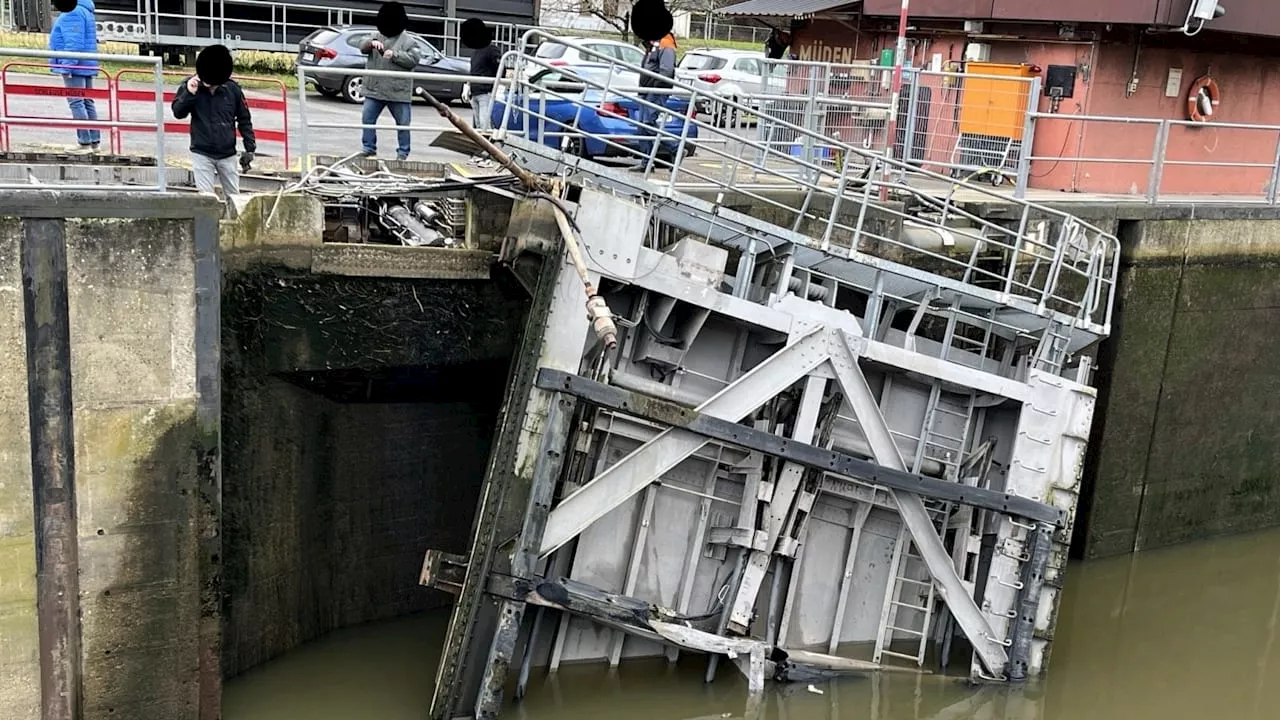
left=1044, top=65, right=1077, bottom=98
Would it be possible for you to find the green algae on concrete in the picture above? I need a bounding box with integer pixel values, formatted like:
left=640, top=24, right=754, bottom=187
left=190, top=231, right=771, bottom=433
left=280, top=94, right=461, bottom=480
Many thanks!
left=0, top=214, right=38, bottom=720
left=1082, top=218, right=1280, bottom=558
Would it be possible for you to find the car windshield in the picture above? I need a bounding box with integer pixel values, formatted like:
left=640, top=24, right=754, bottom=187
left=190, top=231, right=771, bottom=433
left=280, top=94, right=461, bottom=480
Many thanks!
left=306, top=29, right=340, bottom=46
left=535, top=43, right=569, bottom=59
left=679, top=54, right=723, bottom=70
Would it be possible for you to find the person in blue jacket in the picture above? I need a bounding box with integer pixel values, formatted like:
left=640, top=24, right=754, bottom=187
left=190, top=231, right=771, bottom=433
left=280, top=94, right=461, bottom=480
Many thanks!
left=48, top=0, right=100, bottom=150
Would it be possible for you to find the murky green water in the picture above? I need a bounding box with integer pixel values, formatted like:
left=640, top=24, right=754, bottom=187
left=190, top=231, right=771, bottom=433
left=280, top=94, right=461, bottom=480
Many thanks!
left=225, top=526, right=1280, bottom=720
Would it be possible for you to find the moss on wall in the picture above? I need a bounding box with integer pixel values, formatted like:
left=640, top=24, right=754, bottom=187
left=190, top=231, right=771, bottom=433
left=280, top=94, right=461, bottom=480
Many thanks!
left=1081, top=219, right=1280, bottom=558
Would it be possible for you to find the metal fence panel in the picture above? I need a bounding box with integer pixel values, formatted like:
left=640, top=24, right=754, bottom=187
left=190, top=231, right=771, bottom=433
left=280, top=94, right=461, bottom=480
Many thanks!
left=899, top=69, right=1039, bottom=187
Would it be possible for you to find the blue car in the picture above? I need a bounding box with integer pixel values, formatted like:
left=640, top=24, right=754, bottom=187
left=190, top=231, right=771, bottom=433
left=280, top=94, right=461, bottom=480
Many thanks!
left=491, top=65, right=699, bottom=163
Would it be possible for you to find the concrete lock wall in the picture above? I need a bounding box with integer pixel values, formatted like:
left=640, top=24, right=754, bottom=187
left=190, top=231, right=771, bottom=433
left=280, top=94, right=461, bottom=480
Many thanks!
left=1081, top=216, right=1280, bottom=558
left=0, top=193, right=222, bottom=720
left=216, top=194, right=529, bottom=679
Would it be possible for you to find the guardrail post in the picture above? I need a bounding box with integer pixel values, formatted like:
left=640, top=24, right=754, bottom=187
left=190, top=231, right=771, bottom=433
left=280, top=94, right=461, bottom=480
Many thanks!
left=1147, top=120, right=1169, bottom=204
left=1014, top=76, right=1041, bottom=200
left=802, top=69, right=817, bottom=180
left=903, top=69, right=920, bottom=167
left=295, top=65, right=310, bottom=172
left=1268, top=130, right=1280, bottom=205
left=153, top=62, right=166, bottom=191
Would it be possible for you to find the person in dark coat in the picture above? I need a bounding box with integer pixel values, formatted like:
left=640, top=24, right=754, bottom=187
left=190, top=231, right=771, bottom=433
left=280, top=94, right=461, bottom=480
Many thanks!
left=461, top=18, right=502, bottom=131
left=765, top=29, right=791, bottom=60
left=638, top=32, right=677, bottom=127
left=632, top=0, right=676, bottom=127
left=171, top=44, right=256, bottom=196
left=359, top=1, right=422, bottom=159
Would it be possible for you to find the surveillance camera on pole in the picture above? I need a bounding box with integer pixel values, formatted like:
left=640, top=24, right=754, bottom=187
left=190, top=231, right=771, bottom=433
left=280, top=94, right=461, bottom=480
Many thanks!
left=1192, top=0, right=1227, bottom=21
left=1184, top=0, right=1226, bottom=35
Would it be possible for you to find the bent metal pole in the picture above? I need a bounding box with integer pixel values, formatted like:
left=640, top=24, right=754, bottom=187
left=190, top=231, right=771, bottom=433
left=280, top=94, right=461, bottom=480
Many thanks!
left=419, top=89, right=544, bottom=192
left=880, top=0, right=910, bottom=201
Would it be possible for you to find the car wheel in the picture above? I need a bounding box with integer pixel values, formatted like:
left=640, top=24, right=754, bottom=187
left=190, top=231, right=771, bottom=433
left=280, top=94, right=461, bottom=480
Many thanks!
left=655, top=145, right=685, bottom=168
left=565, top=137, right=590, bottom=160
left=341, top=76, right=365, bottom=104
left=716, top=98, right=739, bottom=128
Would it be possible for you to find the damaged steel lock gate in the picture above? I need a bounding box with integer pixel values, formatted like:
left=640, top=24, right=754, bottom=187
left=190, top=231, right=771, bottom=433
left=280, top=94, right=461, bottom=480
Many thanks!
left=422, top=367, right=1064, bottom=710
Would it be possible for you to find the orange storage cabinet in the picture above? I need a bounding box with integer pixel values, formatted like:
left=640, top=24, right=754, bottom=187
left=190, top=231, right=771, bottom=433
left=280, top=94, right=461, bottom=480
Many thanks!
left=959, top=61, right=1038, bottom=142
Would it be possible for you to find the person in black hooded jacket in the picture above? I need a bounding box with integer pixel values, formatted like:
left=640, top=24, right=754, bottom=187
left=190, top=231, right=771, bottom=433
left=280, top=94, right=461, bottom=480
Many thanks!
left=171, top=44, right=256, bottom=196
left=461, top=18, right=501, bottom=131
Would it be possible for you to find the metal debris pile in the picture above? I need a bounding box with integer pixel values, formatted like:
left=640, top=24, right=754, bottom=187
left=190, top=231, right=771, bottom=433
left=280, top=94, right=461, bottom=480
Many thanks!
left=264, top=151, right=515, bottom=248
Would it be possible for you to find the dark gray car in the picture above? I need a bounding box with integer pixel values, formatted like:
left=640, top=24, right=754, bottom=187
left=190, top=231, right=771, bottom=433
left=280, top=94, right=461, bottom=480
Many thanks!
left=297, top=25, right=470, bottom=104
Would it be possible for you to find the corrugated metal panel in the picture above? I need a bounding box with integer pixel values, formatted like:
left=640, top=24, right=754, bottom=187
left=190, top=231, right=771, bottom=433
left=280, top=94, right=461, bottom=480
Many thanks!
left=718, top=0, right=860, bottom=19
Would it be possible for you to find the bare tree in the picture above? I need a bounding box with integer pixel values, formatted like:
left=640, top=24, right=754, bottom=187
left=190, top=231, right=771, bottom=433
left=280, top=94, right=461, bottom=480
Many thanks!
left=540, top=0, right=712, bottom=42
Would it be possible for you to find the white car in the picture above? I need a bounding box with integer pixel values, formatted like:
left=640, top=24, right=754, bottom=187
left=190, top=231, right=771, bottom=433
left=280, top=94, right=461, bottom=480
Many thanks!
left=676, top=48, right=786, bottom=125
left=522, top=37, right=646, bottom=80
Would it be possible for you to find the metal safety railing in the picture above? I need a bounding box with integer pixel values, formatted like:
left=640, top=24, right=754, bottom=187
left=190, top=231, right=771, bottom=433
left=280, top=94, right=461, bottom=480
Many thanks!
left=750, top=59, right=1041, bottom=187
left=114, top=68, right=290, bottom=166
left=488, top=31, right=1118, bottom=333
left=0, top=46, right=170, bottom=190
left=1017, top=113, right=1280, bottom=204
left=292, top=64, right=514, bottom=165
left=751, top=59, right=894, bottom=176
left=92, top=0, right=535, bottom=55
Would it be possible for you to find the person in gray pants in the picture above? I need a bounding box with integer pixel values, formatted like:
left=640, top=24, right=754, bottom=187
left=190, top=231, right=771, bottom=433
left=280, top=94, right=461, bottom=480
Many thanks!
left=171, top=44, right=256, bottom=196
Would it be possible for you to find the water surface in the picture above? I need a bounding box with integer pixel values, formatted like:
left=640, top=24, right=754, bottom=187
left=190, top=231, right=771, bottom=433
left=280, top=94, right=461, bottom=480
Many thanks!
left=225, top=526, right=1280, bottom=720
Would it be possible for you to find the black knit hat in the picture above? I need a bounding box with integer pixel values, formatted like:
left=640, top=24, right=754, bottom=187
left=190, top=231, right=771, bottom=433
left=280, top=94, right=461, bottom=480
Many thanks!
left=52, top=0, right=78, bottom=13
left=460, top=18, right=493, bottom=50
left=195, top=44, right=233, bottom=86
left=630, top=0, right=673, bottom=43
left=376, top=2, right=409, bottom=37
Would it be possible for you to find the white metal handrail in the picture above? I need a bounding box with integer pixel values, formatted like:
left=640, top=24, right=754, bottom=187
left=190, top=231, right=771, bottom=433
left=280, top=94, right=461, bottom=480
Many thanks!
left=493, top=31, right=1118, bottom=336
left=1018, top=112, right=1280, bottom=204
left=0, top=47, right=169, bottom=190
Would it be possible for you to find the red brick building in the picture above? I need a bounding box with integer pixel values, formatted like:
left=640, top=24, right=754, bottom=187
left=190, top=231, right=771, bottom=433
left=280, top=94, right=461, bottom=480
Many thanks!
left=719, top=0, right=1280, bottom=198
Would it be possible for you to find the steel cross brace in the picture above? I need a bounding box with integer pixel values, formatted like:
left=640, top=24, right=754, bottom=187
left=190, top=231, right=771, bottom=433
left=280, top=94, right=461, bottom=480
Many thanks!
left=537, top=325, right=834, bottom=557
left=531, top=369, right=1065, bottom=527
left=533, top=328, right=1039, bottom=675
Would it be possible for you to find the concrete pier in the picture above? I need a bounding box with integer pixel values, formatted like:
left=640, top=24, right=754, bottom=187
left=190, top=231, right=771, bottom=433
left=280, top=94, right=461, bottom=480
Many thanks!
left=0, top=193, right=223, bottom=719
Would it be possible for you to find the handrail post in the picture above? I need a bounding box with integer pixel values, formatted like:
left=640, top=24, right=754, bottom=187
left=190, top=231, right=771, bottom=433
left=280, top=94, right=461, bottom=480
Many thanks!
left=1147, top=120, right=1169, bottom=203
left=153, top=61, right=166, bottom=191
left=666, top=89, right=695, bottom=192
left=820, top=151, right=851, bottom=251
left=1014, top=76, right=1041, bottom=199
left=1268, top=130, right=1280, bottom=205
left=295, top=64, right=310, bottom=172
left=902, top=68, right=920, bottom=167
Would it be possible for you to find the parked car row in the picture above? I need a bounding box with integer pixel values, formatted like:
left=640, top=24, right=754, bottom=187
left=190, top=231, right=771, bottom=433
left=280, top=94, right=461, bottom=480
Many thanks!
left=297, top=27, right=775, bottom=127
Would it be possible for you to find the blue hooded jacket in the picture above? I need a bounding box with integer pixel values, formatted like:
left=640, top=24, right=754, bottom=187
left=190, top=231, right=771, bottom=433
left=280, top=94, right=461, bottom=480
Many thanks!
left=49, top=0, right=99, bottom=76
